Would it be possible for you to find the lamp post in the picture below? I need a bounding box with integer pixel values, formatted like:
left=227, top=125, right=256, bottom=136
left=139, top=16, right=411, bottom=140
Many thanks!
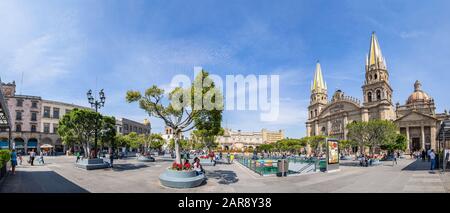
left=87, top=89, right=105, bottom=158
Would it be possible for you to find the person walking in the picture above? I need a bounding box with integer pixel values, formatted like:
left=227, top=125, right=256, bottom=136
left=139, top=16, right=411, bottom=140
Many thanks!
left=29, top=149, right=36, bottom=166
left=427, top=149, right=431, bottom=162
left=430, top=149, right=436, bottom=171
left=226, top=152, right=230, bottom=164
left=230, top=152, right=235, bottom=163
left=17, top=153, right=23, bottom=165
left=10, top=149, right=17, bottom=175
left=76, top=151, right=80, bottom=163
left=39, top=151, right=45, bottom=164
left=392, top=152, right=397, bottom=166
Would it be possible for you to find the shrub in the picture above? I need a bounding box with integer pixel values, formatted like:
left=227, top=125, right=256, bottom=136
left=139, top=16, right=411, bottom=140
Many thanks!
left=171, top=162, right=192, bottom=171
left=0, top=150, right=11, bottom=169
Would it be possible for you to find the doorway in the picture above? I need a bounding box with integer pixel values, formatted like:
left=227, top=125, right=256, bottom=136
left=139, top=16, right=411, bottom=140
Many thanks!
left=411, top=138, right=421, bottom=151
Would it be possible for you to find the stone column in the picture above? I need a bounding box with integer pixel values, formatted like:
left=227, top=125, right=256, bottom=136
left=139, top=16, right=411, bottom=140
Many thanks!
left=431, top=125, right=437, bottom=151
left=314, top=122, right=319, bottom=136
left=327, top=120, right=332, bottom=136
left=343, top=116, right=348, bottom=140
left=406, top=126, right=410, bottom=151
left=421, top=125, right=426, bottom=150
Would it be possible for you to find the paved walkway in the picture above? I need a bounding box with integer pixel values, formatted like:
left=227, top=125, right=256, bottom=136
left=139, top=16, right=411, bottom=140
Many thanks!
left=0, top=156, right=449, bottom=193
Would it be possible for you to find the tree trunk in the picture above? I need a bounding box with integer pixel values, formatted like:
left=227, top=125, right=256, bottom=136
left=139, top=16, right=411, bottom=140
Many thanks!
left=174, top=132, right=182, bottom=165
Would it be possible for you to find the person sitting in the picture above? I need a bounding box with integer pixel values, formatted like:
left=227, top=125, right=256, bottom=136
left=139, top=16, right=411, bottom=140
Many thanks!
left=193, top=157, right=204, bottom=175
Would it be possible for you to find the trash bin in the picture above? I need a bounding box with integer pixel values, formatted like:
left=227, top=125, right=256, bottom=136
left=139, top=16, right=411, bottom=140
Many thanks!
left=277, top=159, right=289, bottom=177
left=277, top=159, right=283, bottom=177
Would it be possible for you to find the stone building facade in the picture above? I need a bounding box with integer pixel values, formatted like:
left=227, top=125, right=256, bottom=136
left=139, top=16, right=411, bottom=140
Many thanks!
left=0, top=81, right=90, bottom=154
left=216, top=128, right=284, bottom=150
left=115, top=118, right=151, bottom=135
left=305, top=32, right=449, bottom=152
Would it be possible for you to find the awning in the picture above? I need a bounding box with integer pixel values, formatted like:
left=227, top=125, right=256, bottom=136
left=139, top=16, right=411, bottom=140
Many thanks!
left=40, top=144, right=53, bottom=148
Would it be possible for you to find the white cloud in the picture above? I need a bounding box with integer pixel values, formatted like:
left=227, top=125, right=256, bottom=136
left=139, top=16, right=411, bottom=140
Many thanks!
left=399, top=31, right=426, bottom=39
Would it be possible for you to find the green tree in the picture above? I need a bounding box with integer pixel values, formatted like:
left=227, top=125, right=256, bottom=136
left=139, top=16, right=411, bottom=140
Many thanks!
left=148, top=133, right=165, bottom=151
left=338, top=140, right=356, bottom=155
left=126, top=70, right=223, bottom=165
left=58, top=108, right=102, bottom=158
left=347, top=120, right=398, bottom=155
left=275, top=138, right=307, bottom=154
left=258, top=144, right=274, bottom=153
left=99, top=116, right=117, bottom=153
left=380, top=134, right=407, bottom=153
left=304, top=135, right=326, bottom=154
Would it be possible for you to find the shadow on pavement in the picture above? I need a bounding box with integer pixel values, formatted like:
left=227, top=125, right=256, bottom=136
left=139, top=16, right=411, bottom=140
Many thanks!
left=111, top=163, right=149, bottom=172
left=401, top=159, right=431, bottom=171
left=0, top=171, right=88, bottom=193
left=206, top=170, right=239, bottom=185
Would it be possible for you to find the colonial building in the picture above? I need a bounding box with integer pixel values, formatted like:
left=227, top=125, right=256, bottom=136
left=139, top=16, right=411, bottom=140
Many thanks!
left=115, top=118, right=151, bottom=135
left=216, top=128, right=284, bottom=150
left=305, top=32, right=449, bottom=152
left=0, top=81, right=90, bottom=154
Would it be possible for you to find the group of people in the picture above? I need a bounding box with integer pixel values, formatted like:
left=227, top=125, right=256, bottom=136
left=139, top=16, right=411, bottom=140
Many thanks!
left=183, top=157, right=204, bottom=175
left=9, top=149, right=45, bottom=175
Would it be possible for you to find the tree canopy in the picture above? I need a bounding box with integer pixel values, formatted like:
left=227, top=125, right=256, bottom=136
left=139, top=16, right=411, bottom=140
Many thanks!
left=58, top=108, right=102, bottom=158
left=347, top=120, right=398, bottom=155
left=126, top=70, right=223, bottom=164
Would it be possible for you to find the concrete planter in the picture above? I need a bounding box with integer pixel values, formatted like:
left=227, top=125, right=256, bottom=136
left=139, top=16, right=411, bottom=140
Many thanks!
left=75, top=158, right=110, bottom=170
left=159, top=169, right=205, bottom=188
left=137, top=155, right=155, bottom=162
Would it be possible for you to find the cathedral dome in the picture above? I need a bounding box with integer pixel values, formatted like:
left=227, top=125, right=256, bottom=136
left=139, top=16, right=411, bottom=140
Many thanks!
left=407, top=80, right=432, bottom=104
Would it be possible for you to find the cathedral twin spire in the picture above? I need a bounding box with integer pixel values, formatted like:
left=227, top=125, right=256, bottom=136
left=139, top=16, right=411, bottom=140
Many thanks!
left=311, top=61, right=327, bottom=92
left=366, top=32, right=387, bottom=70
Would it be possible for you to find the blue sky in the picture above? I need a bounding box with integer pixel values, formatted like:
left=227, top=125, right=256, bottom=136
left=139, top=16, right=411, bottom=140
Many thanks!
left=1, top=0, right=450, bottom=138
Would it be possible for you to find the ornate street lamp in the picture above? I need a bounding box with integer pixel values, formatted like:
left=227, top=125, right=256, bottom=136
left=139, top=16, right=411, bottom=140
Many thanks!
left=87, top=89, right=106, bottom=158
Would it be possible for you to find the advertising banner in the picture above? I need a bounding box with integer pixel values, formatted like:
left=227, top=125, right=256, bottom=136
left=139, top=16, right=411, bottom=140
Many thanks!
left=327, top=140, right=339, bottom=164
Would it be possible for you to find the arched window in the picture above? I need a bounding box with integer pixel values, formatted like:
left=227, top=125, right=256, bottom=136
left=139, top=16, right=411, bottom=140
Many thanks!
left=376, top=90, right=381, bottom=100
left=368, top=92, right=372, bottom=102
left=310, top=111, right=313, bottom=118
left=321, top=127, right=326, bottom=135
left=374, top=74, right=378, bottom=80
left=314, top=109, right=318, bottom=117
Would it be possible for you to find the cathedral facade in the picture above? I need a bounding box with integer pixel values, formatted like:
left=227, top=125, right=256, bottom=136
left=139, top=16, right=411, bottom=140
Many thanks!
left=305, top=32, right=449, bottom=152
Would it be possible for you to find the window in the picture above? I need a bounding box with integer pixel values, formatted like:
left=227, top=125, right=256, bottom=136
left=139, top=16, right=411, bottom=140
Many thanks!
left=139, top=128, right=142, bottom=133
left=44, top=123, right=50, bottom=133
left=376, top=90, right=381, bottom=101
left=31, top=112, right=37, bottom=121
left=16, top=124, right=21, bottom=132
left=314, top=109, right=318, bottom=117
left=65, top=109, right=71, bottom=114
left=31, top=125, right=37, bottom=132
left=374, top=74, right=378, bottom=80
left=53, top=108, right=60, bottom=119
left=16, top=99, right=23, bottom=107
left=43, top=107, right=51, bottom=118
left=31, top=101, right=38, bottom=108
left=368, top=92, right=372, bottom=102
left=16, top=111, right=22, bottom=120
left=53, top=124, right=58, bottom=134
left=124, top=124, right=128, bottom=130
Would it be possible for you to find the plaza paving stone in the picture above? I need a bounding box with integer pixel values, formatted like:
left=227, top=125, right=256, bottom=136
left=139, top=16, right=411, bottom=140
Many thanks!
left=0, top=156, right=449, bottom=193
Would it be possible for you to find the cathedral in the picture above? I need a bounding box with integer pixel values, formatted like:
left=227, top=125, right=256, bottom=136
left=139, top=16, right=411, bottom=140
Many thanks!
left=305, top=32, right=449, bottom=152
